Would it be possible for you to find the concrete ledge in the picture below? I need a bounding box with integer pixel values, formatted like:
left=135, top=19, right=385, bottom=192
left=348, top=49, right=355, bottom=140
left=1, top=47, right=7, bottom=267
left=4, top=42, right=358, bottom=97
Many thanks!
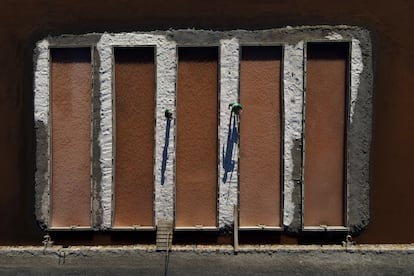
left=2, top=245, right=412, bottom=275
left=1, top=244, right=414, bottom=256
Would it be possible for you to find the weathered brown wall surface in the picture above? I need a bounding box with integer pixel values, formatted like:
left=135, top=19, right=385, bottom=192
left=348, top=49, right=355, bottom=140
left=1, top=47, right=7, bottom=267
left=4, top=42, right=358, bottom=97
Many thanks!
left=304, top=44, right=347, bottom=227
left=50, top=48, right=92, bottom=228
left=0, top=0, right=413, bottom=244
left=113, top=47, right=155, bottom=228
left=176, top=47, right=218, bottom=228
left=239, top=46, right=282, bottom=228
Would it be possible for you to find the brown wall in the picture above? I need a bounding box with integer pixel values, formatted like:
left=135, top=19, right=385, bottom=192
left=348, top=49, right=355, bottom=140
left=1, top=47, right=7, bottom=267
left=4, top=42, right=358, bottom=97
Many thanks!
left=176, top=47, right=218, bottom=228
left=303, top=43, right=347, bottom=227
left=50, top=48, right=92, bottom=228
left=239, top=46, right=282, bottom=228
left=113, top=47, right=155, bottom=228
left=1, top=0, right=414, bottom=244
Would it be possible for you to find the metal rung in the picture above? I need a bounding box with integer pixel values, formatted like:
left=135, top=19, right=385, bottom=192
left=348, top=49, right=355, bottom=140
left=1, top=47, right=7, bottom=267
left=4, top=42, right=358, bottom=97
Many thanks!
left=239, top=226, right=283, bottom=231
left=156, top=221, right=173, bottom=251
left=303, top=226, right=349, bottom=232
left=174, top=226, right=217, bottom=231
left=111, top=226, right=155, bottom=231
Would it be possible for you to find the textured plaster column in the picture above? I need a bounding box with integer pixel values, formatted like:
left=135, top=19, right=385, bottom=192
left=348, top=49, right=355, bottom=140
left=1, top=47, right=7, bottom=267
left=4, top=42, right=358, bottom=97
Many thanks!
left=347, top=33, right=373, bottom=232
left=153, top=38, right=176, bottom=225
left=96, top=35, right=114, bottom=229
left=34, top=39, right=51, bottom=228
left=218, top=38, right=239, bottom=230
left=283, top=42, right=304, bottom=232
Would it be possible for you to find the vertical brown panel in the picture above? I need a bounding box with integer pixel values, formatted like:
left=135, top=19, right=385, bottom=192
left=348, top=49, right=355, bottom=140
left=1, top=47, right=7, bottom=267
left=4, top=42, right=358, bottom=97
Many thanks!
left=239, top=46, right=282, bottom=227
left=51, top=48, right=91, bottom=227
left=113, top=47, right=155, bottom=227
left=176, top=47, right=218, bottom=227
left=304, top=43, right=348, bottom=227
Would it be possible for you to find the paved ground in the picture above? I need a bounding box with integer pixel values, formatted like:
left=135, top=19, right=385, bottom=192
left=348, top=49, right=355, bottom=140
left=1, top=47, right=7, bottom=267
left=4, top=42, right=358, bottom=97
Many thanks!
left=0, top=245, right=413, bottom=275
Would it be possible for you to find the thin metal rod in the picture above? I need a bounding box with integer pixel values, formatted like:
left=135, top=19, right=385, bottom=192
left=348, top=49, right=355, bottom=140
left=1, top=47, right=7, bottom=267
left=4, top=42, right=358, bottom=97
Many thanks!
left=164, top=231, right=172, bottom=276
left=234, top=204, right=239, bottom=253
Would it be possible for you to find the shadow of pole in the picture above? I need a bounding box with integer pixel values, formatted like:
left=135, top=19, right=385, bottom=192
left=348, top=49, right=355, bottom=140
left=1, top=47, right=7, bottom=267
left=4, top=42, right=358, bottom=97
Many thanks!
left=222, top=111, right=239, bottom=184
left=161, top=118, right=171, bottom=186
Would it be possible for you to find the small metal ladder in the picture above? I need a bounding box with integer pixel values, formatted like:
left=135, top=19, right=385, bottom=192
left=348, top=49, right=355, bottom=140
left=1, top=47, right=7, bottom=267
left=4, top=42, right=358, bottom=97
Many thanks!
left=156, top=221, right=173, bottom=251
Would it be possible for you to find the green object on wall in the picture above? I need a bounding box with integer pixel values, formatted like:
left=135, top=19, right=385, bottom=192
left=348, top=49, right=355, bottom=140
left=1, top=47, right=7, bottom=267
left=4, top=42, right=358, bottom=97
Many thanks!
left=165, top=109, right=173, bottom=119
left=229, top=102, right=243, bottom=115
